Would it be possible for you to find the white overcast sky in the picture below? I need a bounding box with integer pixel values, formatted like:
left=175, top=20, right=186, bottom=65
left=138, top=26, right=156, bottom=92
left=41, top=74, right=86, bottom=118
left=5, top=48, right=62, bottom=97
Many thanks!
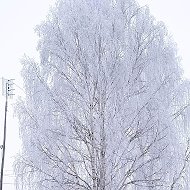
left=0, top=0, right=190, bottom=189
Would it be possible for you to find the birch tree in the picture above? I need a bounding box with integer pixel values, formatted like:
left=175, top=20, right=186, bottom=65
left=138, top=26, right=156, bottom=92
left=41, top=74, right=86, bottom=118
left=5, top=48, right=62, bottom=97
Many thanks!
left=15, top=0, right=190, bottom=189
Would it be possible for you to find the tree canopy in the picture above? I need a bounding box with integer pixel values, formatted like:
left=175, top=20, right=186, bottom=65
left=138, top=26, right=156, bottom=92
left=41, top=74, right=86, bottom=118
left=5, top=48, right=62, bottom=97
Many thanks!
left=15, top=0, right=190, bottom=189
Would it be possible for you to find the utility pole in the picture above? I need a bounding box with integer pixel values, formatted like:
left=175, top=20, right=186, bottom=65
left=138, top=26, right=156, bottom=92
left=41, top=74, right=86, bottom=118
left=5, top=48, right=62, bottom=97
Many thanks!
left=0, top=79, right=14, bottom=190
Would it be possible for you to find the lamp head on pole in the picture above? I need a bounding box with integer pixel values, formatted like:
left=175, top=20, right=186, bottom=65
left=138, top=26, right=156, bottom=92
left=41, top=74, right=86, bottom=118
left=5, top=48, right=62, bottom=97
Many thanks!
left=2, top=78, right=15, bottom=99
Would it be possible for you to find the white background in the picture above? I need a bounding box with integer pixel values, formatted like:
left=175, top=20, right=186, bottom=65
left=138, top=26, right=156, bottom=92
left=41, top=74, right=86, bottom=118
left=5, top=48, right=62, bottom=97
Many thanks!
left=0, top=0, right=189, bottom=189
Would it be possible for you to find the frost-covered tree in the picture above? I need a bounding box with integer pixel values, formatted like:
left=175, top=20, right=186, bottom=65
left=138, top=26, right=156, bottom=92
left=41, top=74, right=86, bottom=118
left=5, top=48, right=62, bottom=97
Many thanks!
left=15, top=0, right=190, bottom=189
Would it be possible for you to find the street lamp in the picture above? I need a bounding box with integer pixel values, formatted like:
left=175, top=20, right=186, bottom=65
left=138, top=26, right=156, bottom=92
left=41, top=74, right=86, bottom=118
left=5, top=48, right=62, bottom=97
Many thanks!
left=0, top=78, right=14, bottom=190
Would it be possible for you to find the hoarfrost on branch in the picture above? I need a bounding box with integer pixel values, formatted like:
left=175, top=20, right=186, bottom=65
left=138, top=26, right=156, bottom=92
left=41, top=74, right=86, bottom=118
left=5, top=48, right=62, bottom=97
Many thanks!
left=15, top=0, right=190, bottom=189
